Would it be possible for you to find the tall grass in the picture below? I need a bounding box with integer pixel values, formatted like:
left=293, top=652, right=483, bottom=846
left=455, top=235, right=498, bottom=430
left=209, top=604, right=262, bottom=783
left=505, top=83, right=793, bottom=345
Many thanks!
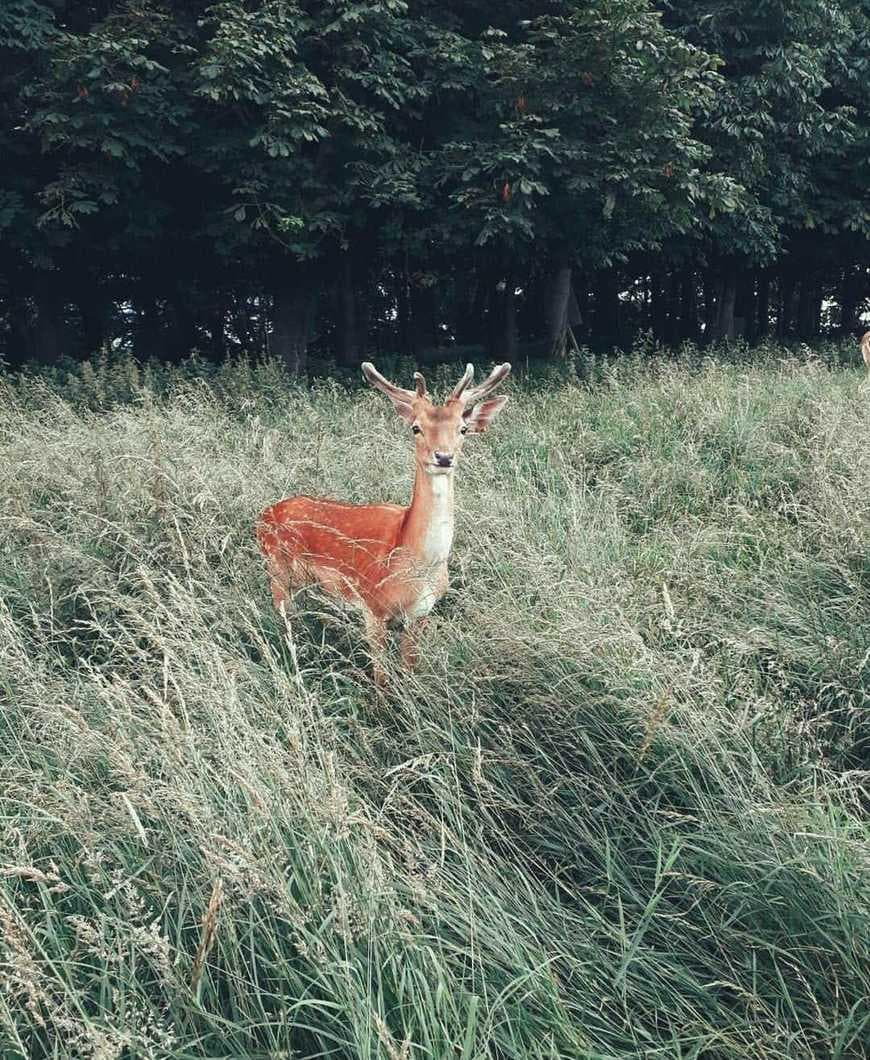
left=1, top=343, right=869, bottom=1059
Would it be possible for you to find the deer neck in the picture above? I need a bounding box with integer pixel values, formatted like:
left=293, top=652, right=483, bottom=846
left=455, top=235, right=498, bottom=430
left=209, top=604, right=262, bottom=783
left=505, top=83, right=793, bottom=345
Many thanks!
left=402, top=465, right=455, bottom=566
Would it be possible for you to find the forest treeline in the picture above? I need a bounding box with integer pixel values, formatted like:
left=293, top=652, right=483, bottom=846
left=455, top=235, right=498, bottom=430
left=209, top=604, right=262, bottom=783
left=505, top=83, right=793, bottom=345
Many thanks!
left=1, top=0, right=868, bottom=370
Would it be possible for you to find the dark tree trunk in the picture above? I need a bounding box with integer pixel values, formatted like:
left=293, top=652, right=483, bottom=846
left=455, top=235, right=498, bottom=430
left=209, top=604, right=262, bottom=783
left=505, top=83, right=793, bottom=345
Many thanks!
left=6, top=291, right=32, bottom=366
left=32, top=273, right=68, bottom=364
left=735, top=270, right=753, bottom=340
left=797, top=277, right=821, bottom=340
left=838, top=266, right=859, bottom=336
left=77, top=290, right=109, bottom=357
left=468, top=271, right=489, bottom=347
left=357, top=284, right=371, bottom=360
left=396, top=269, right=411, bottom=355
left=667, top=270, right=681, bottom=345
left=702, top=271, right=718, bottom=343
left=208, top=303, right=226, bottom=359
left=592, top=269, right=619, bottom=348
left=170, top=287, right=199, bottom=359
left=488, top=273, right=517, bottom=362
left=777, top=270, right=797, bottom=338
left=136, top=292, right=163, bottom=360
left=574, top=279, right=590, bottom=344
left=272, top=273, right=316, bottom=373
left=452, top=273, right=474, bottom=346
left=410, top=280, right=437, bottom=356
left=650, top=274, right=667, bottom=342
left=712, top=267, right=737, bottom=341
left=544, top=259, right=573, bottom=357
left=503, top=279, right=517, bottom=361
left=336, top=251, right=360, bottom=366
left=756, top=271, right=770, bottom=339
left=679, top=269, right=699, bottom=343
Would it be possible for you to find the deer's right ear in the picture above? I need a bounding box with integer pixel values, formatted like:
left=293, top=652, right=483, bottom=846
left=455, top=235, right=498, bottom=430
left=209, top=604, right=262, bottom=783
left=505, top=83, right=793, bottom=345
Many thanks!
left=361, top=362, right=416, bottom=424
left=388, top=399, right=416, bottom=424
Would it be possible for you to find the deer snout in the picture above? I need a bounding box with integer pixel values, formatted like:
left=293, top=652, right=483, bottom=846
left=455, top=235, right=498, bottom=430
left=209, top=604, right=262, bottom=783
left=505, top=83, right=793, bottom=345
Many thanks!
left=434, top=451, right=454, bottom=468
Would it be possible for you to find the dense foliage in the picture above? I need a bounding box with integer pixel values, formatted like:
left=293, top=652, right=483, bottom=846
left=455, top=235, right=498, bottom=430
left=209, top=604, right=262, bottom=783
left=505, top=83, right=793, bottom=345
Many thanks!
left=1, top=345, right=869, bottom=1057
left=0, top=1, right=868, bottom=367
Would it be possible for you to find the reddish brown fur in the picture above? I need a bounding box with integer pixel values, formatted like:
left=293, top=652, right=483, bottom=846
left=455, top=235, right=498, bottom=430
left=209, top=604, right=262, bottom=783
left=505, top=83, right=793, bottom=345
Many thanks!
left=256, top=496, right=422, bottom=619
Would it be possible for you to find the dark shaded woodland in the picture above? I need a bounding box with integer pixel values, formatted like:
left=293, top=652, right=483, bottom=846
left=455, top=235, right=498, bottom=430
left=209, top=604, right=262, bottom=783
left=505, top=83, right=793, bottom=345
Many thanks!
left=1, top=0, right=868, bottom=370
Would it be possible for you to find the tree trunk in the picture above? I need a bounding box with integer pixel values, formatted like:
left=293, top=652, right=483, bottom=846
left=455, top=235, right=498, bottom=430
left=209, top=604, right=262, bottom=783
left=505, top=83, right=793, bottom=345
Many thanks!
left=679, top=269, right=699, bottom=343
left=136, top=292, right=163, bottom=360
left=169, top=286, right=199, bottom=359
left=592, top=269, right=620, bottom=349
left=713, top=267, right=737, bottom=341
left=667, top=270, right=680, bottom=345
left=734, top=270, right=752, bottom=340
left=77, top=291, right=109, bottom=358
left=272, top=273, right=316, bottom=373
left=6, top=291, right=32, bottom=366
left=410, top=280, right=437, bottom=356
left=395, top=268, right=413, bottom=355
left=777, top=270, right=797, bottom=338
left=503, top=279, right=517, bottom=362
left=336, top=250, right=360, bottom=366
left=756, top=272, right=770, bottom=339
left=650, top=274, right=667, bottom=342
left=31, top=273, right=68, bottom=364
left=797, top=277, right=821, bottom=340
left=488, top=274, right=517, bottom=362
left=574, top=279, right=590, bottom=344
left=702, top=271, right=719, bottom=343
left=357, top=284, right=371, bottom=360
left=453, top=269, right=483, bottom=347
left=544, top=259, right=573, bottom=357
left=208, top=303, right=226, bottom=359
left=838, top=266, right=858, bottom=336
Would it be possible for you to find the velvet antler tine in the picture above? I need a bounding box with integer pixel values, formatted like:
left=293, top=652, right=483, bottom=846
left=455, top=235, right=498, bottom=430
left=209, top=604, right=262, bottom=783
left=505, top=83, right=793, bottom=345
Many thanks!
left=361, top=362, right=416, bottom=401
left=450, top=363, right=474, bottom=401
left=463, top=362, right=511, bottom=405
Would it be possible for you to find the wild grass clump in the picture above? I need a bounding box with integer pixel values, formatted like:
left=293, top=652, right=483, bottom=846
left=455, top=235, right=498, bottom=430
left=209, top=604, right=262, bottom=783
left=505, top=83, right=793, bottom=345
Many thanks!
left=1, top=344, right=869, bottom=1059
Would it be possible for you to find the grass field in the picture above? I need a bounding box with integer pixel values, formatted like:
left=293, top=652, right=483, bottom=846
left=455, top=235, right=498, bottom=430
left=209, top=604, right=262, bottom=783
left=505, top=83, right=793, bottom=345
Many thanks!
left=1, top=342, right=869, bottom=1059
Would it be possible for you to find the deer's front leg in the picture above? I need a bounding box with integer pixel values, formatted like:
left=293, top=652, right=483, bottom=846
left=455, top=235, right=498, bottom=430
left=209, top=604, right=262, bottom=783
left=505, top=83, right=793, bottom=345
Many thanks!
left=364, top=612, right=389, bottom=689
left=400, top=618, right=428, bottom=671
left=270, top=577, right=290, bottom=613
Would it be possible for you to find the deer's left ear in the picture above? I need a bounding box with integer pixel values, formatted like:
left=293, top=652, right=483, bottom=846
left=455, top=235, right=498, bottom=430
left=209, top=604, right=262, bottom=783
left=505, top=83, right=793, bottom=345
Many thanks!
left=463, top=395, right=508, bottom=434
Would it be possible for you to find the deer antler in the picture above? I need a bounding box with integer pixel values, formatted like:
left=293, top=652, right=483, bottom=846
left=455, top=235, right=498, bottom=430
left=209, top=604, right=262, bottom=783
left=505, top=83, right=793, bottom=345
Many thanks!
left=460, top=362, right=511, bottom=406
left=361, top=362, right=428, bottom=401
left=449, top=363, right=474, bottom=401
left=361, top=362, right=413, bottom=401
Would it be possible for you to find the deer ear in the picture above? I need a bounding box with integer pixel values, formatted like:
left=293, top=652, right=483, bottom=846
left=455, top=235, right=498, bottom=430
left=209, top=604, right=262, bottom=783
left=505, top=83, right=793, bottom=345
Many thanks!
left=371, top=390, right=415, bottom=423
left=390, top=399, right=416, bottom=425
left=463, top=395, right=508, bottom=434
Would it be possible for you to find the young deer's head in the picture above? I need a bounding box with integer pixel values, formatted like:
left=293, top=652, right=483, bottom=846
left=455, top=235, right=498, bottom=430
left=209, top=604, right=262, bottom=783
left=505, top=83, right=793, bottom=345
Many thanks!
left=362, top=361, right=511, bottom=475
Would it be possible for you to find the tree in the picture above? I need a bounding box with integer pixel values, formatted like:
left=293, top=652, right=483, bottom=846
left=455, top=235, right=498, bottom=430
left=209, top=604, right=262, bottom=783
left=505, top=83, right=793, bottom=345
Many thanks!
left=0, top=0, right=866, bottom=365
left=661, top=0, right=864, bottom=340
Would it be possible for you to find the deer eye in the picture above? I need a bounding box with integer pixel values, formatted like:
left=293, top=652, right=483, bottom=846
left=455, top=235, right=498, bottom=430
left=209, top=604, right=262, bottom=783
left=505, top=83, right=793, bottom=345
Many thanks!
left=460, top=425, right=468, bottom=434
left=412, top=425, right=422, bottom=435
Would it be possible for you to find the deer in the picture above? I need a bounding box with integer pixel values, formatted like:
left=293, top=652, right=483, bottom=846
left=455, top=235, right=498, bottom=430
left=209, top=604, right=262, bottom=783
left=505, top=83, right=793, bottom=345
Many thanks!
left=256, top=360, right=511, bottom=686
left=861, top=331, right=870, bottom=371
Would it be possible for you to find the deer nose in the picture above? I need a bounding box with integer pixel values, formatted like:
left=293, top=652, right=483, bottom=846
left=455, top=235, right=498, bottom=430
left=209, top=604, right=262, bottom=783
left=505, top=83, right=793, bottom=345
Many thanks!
left=434, top=451, right=454, bottom=468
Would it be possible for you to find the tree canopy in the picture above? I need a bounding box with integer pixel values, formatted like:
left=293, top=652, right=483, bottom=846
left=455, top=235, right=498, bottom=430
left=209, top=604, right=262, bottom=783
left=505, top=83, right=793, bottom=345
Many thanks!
left=1, top=0, right=868, bottom=368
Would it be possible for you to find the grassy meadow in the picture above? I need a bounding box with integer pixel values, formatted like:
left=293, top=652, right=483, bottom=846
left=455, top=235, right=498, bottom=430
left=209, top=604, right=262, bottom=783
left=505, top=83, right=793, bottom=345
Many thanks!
left=1, top=342, right=869, bottom=1059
